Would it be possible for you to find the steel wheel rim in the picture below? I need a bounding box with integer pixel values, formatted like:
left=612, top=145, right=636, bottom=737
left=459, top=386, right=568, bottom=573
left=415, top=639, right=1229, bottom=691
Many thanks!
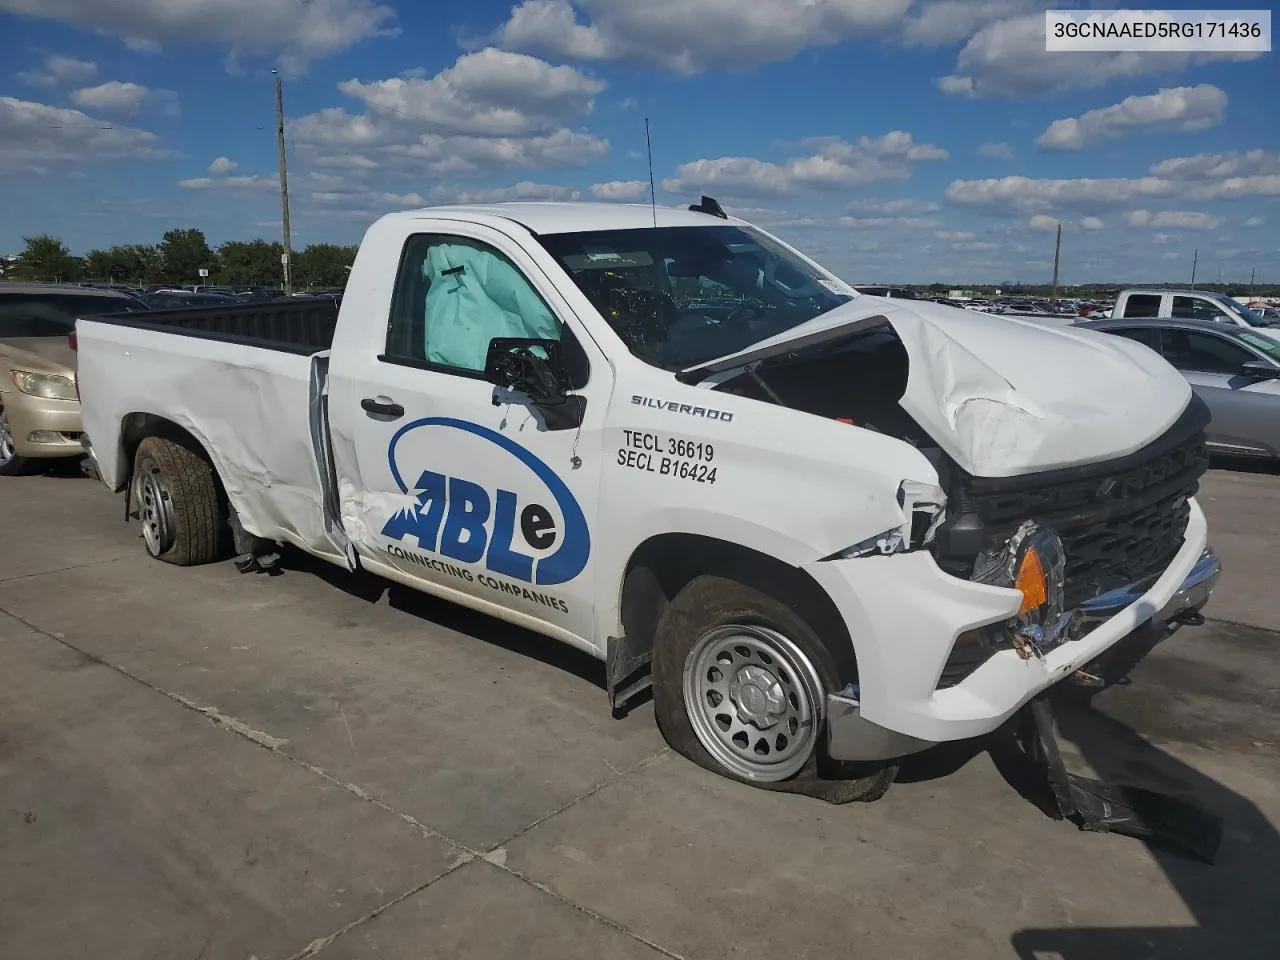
left=0, top=410, right=14, bottom=466
left=136, top=467, right=174, bottom=556
left=682, top=624, right=824, bottom=782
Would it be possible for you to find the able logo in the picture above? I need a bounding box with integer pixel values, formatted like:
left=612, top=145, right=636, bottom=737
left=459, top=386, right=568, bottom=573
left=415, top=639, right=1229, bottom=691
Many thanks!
left=381, top=418, right=590, bottom=586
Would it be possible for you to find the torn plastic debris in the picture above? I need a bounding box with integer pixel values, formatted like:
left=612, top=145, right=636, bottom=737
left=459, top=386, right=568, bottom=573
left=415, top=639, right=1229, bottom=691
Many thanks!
left=1019, top=696, right=1223, bottom=864
left=830, top=479, right=947, bottom=559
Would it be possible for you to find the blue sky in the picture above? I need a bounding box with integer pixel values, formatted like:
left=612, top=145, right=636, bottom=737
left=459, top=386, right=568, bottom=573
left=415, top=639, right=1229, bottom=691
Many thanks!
left=1, top=0, right=1276, bottom=284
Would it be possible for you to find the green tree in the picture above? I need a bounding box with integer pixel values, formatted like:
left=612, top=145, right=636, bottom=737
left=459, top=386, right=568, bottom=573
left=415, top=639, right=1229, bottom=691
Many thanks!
left=216, top=239, right=284, bottom=286
left=10, top=235, right=82, bottom=282
left=84, top=244, right=163, bottom=285
left=294, top=243, right=357, bottom=289
left=159, top=228, right=214, bottom=285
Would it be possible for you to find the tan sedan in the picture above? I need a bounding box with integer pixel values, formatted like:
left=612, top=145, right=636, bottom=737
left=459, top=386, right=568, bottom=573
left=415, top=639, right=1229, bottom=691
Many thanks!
left=0, top=284, right=146, bottom=475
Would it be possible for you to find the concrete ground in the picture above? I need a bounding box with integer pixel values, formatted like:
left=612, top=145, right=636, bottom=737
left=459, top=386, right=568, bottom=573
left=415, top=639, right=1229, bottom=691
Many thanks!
left=1, top=461, right=1277, bottom=960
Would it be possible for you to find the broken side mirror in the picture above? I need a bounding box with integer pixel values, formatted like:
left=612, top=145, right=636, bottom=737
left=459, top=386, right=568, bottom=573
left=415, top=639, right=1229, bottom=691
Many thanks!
left=483, top=337, right=568, bottom=403
left=484, top=337, right=585, bottom=432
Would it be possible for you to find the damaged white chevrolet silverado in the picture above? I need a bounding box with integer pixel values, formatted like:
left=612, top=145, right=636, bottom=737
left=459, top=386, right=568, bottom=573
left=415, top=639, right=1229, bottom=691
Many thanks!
left=75, top=200, right=1221, bottom=803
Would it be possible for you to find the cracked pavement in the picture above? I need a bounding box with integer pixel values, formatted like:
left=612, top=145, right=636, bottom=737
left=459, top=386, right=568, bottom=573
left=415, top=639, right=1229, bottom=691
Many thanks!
left=1, top=463, right=1278, bottom=959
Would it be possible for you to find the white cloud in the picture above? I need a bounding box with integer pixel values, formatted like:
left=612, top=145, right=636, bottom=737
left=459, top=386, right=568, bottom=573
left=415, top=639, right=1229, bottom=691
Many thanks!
left=1148, top=148, right=1280, bottom=181
left=335, top=49, right=605, bottom=138
left=495, top=0, right=913, bottom=73
left=69, top=81, right=142, bottom=113
left=1027, top=214, right=1059, bottom=231
left=901, top=0, right=1042, bottom=46
left=1153, top=233, right=1176, bottom=245
left=71, top=81, right=180, bottom=117
left=662, top=131, right=948, bottom=198
left=590, top=179, right=649, bottom=201
left=0, top=0, right=397, bottom=71
left=0, top=95, right=164, bottom=173
left=1037, top=85, right=1226, bottom=151
left=17, top=54, right=97, bottom=87
left=1243, top=217, right=1265, bottom=228
left=850, top=198, right=940, bottom=215
left=1126, top=210, right=1223, bottom=230
left=427, top=181, right=582, bottom=204
left=178, top=174, right=275, bottom=189
left=288, top=49, right=611, bottom=184
left=935, top=230, right=975, bottom=241
left=208, top=156, right=238, bottom=174
left=977, top=141, right=1013, bottom=159
left=1080, top=216, right=1104, bottom=230
left=939, top=12, right=1260, bottom=98
left=947, top=148, right=1280, bottom=215
left=837, top=215, right=938, bottom=228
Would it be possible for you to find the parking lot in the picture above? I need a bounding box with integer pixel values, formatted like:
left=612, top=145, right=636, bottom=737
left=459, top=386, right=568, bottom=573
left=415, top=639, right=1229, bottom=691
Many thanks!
left=1, top=463, right=1278, bottom=960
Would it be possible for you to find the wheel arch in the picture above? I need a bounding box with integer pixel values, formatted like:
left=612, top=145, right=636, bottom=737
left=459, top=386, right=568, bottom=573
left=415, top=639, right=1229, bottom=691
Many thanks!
left=119, top=413, right=218, bottom=487
left=615, top=533, right=858, bottom=686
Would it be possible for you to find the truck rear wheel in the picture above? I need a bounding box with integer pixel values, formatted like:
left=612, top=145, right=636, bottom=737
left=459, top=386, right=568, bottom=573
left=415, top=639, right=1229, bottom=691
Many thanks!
left=131, top=437, right=225, bottom=565
left=652, top=575, right=895, bottom=801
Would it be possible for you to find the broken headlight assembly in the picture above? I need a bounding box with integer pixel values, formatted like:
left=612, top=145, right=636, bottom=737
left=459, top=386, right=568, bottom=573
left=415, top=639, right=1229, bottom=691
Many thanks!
left=831, top=479, right=948, bottom=559
left=937, top=521, right=1071, bottom=688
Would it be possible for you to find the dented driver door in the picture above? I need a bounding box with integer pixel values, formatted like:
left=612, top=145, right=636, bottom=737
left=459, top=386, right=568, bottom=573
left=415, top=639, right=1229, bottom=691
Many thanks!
left=326, top=219, right=612, bottom=652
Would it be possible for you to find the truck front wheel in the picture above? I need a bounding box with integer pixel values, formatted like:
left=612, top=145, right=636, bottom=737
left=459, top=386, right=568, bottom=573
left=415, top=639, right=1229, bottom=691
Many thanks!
left=131, top=436, right=225, bottom=565
left=652, top=576, right=895, bottom=801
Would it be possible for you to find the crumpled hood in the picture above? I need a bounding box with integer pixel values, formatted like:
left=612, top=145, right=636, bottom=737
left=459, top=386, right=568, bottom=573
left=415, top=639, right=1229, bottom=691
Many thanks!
left=686, top=296, right=1191, bottom=478
left=0, top=337, right=77, bottom=376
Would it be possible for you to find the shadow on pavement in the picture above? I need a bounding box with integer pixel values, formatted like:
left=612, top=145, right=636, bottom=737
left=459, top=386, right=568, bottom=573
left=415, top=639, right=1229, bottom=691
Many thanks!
left=1008, top=699, right=1280, bottom=960
left=275, top=544, right=610, bottom=691
left=275, top=544, right=1278, bottom=959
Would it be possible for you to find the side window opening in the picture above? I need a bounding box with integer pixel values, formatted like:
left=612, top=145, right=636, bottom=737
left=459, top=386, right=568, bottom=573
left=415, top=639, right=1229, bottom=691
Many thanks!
left=1123, top=293, right=1162, bottom=318
left=385, top=234, right=571, bottom=378
left=1160, top=330, right=1252, bottom=374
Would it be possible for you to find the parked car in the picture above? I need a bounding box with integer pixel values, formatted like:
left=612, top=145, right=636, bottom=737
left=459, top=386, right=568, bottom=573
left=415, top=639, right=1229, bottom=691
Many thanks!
left=1080, top=317, right=1280, bottom=460
left=0, top=283, right=147, bottom=474
left=75, top=201, right=1218, bottom=800
left=142, top=291, right=236, bottom=310
left=1111, top=288, right=1279, bottom=341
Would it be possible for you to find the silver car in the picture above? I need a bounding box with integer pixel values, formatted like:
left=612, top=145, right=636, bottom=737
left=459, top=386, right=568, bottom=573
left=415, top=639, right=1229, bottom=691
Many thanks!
left=1080, top=318, right=1280, bottom=460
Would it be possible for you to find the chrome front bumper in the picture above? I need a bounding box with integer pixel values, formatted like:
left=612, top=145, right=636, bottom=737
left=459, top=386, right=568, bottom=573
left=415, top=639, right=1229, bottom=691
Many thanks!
left=825, top=548, right=1222, bottom=763
left=1072, top=549, right=1220, bottom=636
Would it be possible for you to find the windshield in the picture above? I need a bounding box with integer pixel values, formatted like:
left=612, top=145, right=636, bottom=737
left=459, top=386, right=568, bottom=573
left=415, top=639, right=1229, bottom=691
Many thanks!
left=1211, top=294, right=1270, bottom=327
left=0, top=293, right=145, bottom=338
left=538, top=225, right=853, bottom=370
left=1238, top=331, right=1280, bottom=363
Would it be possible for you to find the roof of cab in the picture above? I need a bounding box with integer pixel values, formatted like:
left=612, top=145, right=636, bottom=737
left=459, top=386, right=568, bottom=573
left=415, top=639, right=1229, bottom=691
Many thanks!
left=386, top=201, right=746, bottom=235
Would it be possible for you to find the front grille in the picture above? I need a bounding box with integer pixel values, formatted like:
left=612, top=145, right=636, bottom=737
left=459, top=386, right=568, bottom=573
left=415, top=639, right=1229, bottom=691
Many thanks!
left=932, top=396, right=1210, bottom=688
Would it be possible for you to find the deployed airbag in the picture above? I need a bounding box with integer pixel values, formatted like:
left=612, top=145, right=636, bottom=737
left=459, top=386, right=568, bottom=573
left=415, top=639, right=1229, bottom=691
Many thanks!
left=422, top=242, right=560, bottom=370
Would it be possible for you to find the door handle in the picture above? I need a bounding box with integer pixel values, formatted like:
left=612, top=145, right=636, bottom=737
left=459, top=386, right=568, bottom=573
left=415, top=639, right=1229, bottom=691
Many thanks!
left=361, top=396, right=404, bottom=420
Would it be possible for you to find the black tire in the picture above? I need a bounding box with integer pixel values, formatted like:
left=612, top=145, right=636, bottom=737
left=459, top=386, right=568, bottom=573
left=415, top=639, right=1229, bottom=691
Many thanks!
left=652, top=575, right=897, bottom=803
left=132, top=436, right=226, bottom=565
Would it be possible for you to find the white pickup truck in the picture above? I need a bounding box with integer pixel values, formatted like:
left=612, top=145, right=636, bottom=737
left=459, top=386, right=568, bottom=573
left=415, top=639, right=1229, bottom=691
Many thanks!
left=1113, top=288, right=1280, bottom=340
left=75, top=200, right=1221, bottom=801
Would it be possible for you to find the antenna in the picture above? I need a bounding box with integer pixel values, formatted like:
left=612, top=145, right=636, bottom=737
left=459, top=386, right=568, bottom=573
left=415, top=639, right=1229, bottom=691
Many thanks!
left=644, top=117, right=657, bottom=228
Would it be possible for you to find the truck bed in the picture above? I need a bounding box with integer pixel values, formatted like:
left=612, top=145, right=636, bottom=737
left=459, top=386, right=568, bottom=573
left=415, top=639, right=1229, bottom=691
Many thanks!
left=95, top=299, right=339, bottom=355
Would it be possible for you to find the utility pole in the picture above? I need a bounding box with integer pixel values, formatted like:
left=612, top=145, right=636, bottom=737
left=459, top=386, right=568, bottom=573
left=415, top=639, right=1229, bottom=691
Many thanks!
left=1050, top=222, right=1062, bottom=300
left=273, top=70, right=293, bottom=295
left=1190, top=247, right=1198, bottom=286
left=1249, top=266, right=1256, bottom=297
